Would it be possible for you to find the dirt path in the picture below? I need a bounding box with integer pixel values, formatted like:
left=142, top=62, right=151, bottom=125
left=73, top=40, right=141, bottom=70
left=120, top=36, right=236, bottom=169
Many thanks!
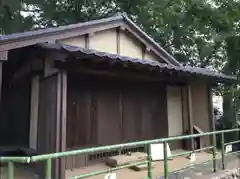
left=167, top=154, right=239, bottom=179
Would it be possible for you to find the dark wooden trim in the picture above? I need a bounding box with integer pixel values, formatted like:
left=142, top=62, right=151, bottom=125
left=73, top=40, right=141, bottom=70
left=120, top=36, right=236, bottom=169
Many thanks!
left=187, top=85, right=194, bottom=150
left=85, top=34, right=90, bottom=48
left=180, top=87, right=185, bottom=135
left=119, top=90, right=123, bottom=141
left=116, top=27, right=120, bottom=54
left=164, top=85, right=169, bottom=137
left=87, top=91, right=92, bottom=145
left=142, top=46, right=146, bottom=60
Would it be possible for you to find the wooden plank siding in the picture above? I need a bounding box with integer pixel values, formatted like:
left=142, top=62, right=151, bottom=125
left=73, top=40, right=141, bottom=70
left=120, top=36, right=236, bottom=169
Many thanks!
left=37, top=73, right=65, bottom=179
left=66, top=73, right=168, bottom=169
left=0, top=75, right=31, bottom=146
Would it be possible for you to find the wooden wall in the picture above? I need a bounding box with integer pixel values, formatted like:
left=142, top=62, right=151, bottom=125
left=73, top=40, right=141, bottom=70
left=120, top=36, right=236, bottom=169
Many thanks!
left=37, top=73, right=66, bottom=179
left=0, top=75, right=31, bottom=146
left=37, top=74, right=58, bottom=178
left=37, top=74, right=58, bottom=154
left=66, top=73, right=168, bottom=169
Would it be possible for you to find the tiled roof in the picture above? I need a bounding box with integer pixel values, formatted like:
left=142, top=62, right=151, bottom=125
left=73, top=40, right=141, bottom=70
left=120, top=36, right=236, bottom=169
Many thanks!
left=37, top=43, right=237, bottom=83
left=0, top=14, right=180, bottom=66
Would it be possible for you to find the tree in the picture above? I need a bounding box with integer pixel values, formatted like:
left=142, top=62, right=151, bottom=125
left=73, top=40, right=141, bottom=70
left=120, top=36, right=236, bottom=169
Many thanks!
left=0, top=0, right=35, bottom=34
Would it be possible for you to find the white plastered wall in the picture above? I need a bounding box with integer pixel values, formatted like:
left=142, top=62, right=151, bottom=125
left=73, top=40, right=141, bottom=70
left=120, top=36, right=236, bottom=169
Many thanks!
left=89, top=29, right=117, bottom=54
left=191, top=82, right=211, bottom=147
left=58, top=28, right=162, bottom=62
left=59, top=36, right=85, bottom=47
left=167, top=86, right=183, bottom=137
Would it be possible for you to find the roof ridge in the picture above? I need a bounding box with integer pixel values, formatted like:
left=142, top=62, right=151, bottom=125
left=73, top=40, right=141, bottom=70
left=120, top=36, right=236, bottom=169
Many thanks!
left=0, top=15, right=123, bottom=42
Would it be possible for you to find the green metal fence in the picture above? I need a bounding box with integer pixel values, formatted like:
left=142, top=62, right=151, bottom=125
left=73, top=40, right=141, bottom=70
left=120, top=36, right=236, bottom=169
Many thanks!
left=1, top=128, right=240, bottom=179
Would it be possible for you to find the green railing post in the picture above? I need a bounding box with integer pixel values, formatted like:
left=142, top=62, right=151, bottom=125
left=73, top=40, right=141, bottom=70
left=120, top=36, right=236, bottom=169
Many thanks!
left=147, top=144, right=152, bottom=179
left=221, top=132, right=225, bottom=170
left=212, top=133, right=217, bottom=172
left=163, top=142, right=168, bottom=179
left=8, top=161, right=14, bottom=179
left=45, top=158, right=52, bottom=179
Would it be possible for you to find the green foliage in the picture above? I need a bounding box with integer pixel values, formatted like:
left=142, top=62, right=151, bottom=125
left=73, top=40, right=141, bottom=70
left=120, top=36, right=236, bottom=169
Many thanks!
left=1, top=0, right=240, bottom=68
left=0, top=0, right=35, bottom=34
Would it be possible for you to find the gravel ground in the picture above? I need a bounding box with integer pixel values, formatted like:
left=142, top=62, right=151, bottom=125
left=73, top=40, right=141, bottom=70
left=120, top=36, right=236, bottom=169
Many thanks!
left=164, top=154, right=240, bottom=179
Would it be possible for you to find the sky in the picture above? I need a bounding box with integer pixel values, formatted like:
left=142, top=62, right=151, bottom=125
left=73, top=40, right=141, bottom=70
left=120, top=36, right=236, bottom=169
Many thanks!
left=213, top=95, right=223, bottom=112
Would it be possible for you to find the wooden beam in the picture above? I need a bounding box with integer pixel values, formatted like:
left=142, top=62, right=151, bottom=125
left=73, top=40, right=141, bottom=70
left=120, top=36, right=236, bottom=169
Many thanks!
left=44, top=56, right=60, bottom=77
left=55, top=73, right=62, bottom=179
left=56, top=62, right=189, bottom=85
left=12, top=58, right=43, bottom=80
left=85, top=34, right=90, bottom=48
left=208, top=85, right=215, bottom=145
left=119, top=91, right=123, bottom=142
left=29, top=75, right=40, bottom=150
left=141, top=46, right=146, bottom=60
left=187, top=85, right=194, bottom=150
left=116, top=27, right=120, bottom=54
left=60, top=71, right=67, bottom=179
left=54, top=72, right=67, bottom=179
left=181, top=87, right=185, bottom=134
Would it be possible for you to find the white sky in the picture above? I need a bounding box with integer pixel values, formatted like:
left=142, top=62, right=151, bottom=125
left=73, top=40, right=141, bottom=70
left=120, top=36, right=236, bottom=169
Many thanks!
left=213, top=95, right=223, bottom=112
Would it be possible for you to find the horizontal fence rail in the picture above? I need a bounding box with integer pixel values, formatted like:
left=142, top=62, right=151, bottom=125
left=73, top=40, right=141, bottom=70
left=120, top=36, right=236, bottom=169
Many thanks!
left=0, top=128, right=240, bottom=179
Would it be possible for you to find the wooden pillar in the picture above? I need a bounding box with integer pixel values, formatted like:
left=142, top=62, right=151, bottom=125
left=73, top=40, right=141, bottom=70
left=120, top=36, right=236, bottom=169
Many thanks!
left=208, top=85, right=215, bottom=143
left=59, top=71, right=67, bottom=179
left=40, top=54, right=67, bottom=179
left=116, top=27, right=120, bottom=54
left=29, top=75, right=40, bottom=150
left=187, top=84, right=194, bottom=150
left=54, top=71, right=67, bottom=179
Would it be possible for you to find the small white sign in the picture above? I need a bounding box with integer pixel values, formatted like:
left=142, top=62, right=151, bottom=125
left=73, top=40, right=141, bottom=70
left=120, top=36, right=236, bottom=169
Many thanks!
left=150, top=143, right=172, bottom=161
left=105, top=173, right=116, bottom=179
left=225, top=145, right=232, bottom=153
left=189, top=153, right=196, bottom=162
